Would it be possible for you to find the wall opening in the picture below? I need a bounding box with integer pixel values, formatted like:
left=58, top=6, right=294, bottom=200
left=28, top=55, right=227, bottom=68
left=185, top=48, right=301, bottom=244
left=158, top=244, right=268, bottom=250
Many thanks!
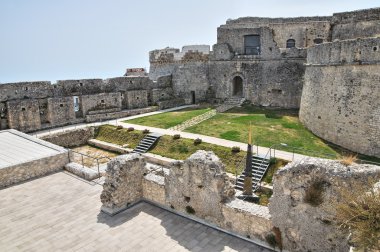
left=191, top=91, right=196, bottom=104
left=232, top=76, right=243, bottom=97
left=244, top=35, right=260, bottom=55
left=286, top=39, right=296, bottom=48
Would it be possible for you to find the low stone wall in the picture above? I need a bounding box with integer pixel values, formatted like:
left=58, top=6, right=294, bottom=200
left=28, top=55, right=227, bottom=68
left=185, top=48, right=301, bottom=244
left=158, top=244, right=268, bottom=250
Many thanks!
left=41, top=127, right=96, bottom=148
left=100, top=151, right=275, bottom=248
left=222, top=199, right=273, bottom=241
left=0, top=152, right=68, bottom=188
left=64, top=162, right=100, bottom=181
left=88, top=139, right=130, bottom=154
left=142, top=173, right=166, bottom=206
left=85, top=107, right=158, bottom=123
left=157, top=98, right=185, bottom=109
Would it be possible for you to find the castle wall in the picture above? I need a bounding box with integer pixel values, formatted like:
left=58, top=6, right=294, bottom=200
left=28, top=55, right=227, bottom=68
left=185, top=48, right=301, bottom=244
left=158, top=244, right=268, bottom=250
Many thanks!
left=125, top=90, right=148, bottom=109
left=331, top=8, right=380, bottom=41
left=300, top=38, right=380, bottom=157
left=6, top=99, right=41, bottom=132
left=81, top=92, right=122, bottom=116
left=209, top=59, right=305, bottom=108
left=0, top=81, right=52, bottom=102
left=47, top=97, right=77, bottom=126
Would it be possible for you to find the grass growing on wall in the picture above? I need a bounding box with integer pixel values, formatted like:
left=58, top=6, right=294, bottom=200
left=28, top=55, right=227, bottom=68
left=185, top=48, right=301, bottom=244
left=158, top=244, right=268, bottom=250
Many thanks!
left=124, top=107, right=212, bottom=129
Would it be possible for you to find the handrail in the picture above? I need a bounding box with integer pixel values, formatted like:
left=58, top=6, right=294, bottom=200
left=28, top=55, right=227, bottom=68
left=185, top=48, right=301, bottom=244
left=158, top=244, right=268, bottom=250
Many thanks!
left=68, top=149, right=112, bottom=179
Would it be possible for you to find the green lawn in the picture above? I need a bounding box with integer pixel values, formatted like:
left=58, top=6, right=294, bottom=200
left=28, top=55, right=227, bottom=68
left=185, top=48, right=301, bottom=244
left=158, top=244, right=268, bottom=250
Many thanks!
left=185, top=106, right=339, bottom=157
left=125, top=107, right=212, bottom=129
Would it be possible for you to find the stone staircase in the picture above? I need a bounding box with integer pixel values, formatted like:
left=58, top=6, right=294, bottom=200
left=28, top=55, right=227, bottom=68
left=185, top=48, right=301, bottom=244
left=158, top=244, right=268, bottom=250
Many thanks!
left=235, top=155, right=270, bottom=192
left=133, top=133, right=162, bottom=154
left=168, top=98, right=245, bottom=132
left=216, top=97, right=245, bottom=113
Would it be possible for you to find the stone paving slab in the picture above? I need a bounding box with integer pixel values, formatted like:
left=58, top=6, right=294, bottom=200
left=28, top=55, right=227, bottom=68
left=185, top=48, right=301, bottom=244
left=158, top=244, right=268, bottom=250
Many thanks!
left=0, top=171, right=272, bottom=252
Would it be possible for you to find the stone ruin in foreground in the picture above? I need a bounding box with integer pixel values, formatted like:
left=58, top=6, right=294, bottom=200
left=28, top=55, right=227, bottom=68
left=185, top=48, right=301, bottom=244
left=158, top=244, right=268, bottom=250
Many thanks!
left=101, top=151, right=380, bottom=251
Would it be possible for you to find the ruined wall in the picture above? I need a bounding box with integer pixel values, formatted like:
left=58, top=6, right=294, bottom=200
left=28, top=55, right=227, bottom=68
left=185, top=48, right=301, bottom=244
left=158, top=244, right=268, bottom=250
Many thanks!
left=331, top=8, right=380, bottom=41
left=81, top=92, right=122, bottom=116
left=0, top=81, right=52, bottom=102
left=6, top=99, right=41, bottom=132
left=217, top=16, right=331, bottom=54
left=125, top=90, right=148, bottom=109
left=165, top=151, right=235, bottom=225
left=47, top=97, right=77, bottom=126
left=41, top=127, right=96, bottom=148
left=100, top=154, right=146, bottom=215
left=269, top=158, right=380, bottom=252
left=300, top=38, right=380, bottom=157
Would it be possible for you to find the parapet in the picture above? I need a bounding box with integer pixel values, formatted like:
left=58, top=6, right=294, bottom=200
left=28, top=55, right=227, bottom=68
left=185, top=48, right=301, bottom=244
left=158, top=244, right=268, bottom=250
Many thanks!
left=149, top=45, right=210, bottom=63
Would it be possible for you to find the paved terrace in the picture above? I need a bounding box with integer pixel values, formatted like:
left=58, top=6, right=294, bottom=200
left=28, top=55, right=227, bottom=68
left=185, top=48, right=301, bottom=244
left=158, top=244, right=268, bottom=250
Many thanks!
left=31, top=105, right=308, bottom=162
left=0, top=171, right=271, bottom=252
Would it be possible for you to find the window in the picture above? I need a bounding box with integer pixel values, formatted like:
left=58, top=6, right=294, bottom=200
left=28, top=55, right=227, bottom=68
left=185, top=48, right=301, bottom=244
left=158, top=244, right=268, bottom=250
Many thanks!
left=101, top=100, right=105, bottom=103
left=314, top=38, right=323, bottom=44
left=286, top=39, right=296, bottom=48
left=59, top=104, right=64, bottom=107
left=24, top=87, right=28, bottom=91
left=21, top=107, right=26, bottom=111
left=244, top=35, right=260, bottom=55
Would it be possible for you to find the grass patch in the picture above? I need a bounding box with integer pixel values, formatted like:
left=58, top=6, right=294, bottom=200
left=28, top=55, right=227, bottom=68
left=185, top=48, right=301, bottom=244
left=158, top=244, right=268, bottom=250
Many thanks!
left=150, top=135, right=246, bottom=174
left=125, top=107, right=212, bottom=129
left=262, top=158, right=289, bottom=184
left=256, top=188, right=273, bottom=206
left=95, top=125, right=246, bottom=174
left=185, top=105, right=339, bottom=158
left=95, top=125, right=144, bottom=148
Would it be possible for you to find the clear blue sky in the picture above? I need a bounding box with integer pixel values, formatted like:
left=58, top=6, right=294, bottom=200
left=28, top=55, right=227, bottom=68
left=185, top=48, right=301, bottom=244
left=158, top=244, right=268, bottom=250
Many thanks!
left=0, top=0, right=377, bottom=83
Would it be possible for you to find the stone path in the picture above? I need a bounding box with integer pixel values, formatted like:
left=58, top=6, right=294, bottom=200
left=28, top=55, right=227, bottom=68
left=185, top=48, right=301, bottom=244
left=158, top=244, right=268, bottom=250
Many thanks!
left=168, top=109, right=217, bottom=131
left=0, top=171, right=272, bottom=252
left=168, top=98, right=244, bottom=132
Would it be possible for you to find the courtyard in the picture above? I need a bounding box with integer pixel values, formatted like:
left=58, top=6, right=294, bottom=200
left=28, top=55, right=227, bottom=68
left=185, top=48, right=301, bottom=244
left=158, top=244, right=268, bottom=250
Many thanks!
left=0, top=171, right=270, bottom=252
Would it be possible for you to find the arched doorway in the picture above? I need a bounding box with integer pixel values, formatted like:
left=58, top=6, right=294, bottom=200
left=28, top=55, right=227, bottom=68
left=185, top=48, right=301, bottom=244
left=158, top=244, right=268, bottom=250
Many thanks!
left=232, top=76, right=243, bottom=97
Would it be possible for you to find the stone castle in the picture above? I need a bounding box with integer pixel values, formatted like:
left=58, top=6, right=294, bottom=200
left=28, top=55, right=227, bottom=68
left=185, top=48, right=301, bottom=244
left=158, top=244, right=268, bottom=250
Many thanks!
left=0, top=7, right=379, bottom=157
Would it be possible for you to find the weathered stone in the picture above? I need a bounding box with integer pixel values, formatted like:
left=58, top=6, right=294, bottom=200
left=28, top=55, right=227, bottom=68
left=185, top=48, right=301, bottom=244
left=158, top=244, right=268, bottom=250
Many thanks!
left=165, top=150, right=235, bottom=225
left=100, top=154, right=145, bottom=215
left=64, top=162, right=100, bottom=181
left=269, top=158, right=380, bottom=252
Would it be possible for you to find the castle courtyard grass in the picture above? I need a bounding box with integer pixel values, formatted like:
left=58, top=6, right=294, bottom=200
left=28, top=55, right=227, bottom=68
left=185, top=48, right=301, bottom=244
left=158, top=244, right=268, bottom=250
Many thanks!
left=121, top=105, right=340, bottom=158
left=125, top=107, right=212, bottom=129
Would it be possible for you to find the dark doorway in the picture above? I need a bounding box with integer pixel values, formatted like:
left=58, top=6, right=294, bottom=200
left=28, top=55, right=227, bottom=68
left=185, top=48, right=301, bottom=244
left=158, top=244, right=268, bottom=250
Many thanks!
left=232, top=76, right=243, bottom=97
left=191, top=91, right=196, bottom=104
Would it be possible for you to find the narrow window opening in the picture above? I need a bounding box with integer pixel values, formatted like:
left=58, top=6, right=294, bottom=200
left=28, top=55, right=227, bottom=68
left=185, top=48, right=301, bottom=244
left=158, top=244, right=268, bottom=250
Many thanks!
left=59, top=104, right=64, bottom=107
left=286, top=39, right=296, bottom=48
left=21, top=107, right=26, bottom=111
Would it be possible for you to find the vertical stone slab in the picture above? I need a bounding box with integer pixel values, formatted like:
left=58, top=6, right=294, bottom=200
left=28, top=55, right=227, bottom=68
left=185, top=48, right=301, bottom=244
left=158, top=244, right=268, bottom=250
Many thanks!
left=100, top=154, right=146, bottom=215
left=165, top=150, right=235, bottom=225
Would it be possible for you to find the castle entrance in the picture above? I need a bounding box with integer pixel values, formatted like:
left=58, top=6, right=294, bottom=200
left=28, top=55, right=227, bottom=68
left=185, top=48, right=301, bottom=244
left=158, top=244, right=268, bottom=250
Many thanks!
left=232, top=76, right=243, bottom=97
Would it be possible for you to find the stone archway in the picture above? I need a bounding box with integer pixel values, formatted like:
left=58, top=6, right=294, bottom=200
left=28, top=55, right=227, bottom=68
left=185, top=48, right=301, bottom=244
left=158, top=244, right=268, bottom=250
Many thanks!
left=232, top=76, right=243, bottom=97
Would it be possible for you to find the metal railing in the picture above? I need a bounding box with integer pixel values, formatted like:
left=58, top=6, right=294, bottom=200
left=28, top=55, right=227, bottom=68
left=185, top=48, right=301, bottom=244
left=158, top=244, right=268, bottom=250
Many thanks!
left=68, top=149, right=111, bottom=178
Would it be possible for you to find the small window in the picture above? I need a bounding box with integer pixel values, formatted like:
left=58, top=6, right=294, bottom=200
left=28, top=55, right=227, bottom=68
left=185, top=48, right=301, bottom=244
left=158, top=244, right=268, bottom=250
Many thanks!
left=24, top=87, right=28, bottom=91
left=21, top=107, right=26, bottom=111
left=101, top=100, right=105, bottom=103
left=314, top=38, right=323, bottom=44
left=373, top=46, right=378, bottom=52
left=59, top=104, right=64, bottom=107
left=286, top=39, right=296, bottom=48
left=244, top=35, right=260, bottom=55
left=136, top=97, right=139, bottom=100
left=79, top=83, right=83, bottom=87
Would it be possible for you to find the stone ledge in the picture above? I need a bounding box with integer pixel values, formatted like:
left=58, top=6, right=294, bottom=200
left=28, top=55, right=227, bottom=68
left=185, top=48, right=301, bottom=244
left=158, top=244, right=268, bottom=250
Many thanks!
left=64, top=162, right=100, bottom=181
